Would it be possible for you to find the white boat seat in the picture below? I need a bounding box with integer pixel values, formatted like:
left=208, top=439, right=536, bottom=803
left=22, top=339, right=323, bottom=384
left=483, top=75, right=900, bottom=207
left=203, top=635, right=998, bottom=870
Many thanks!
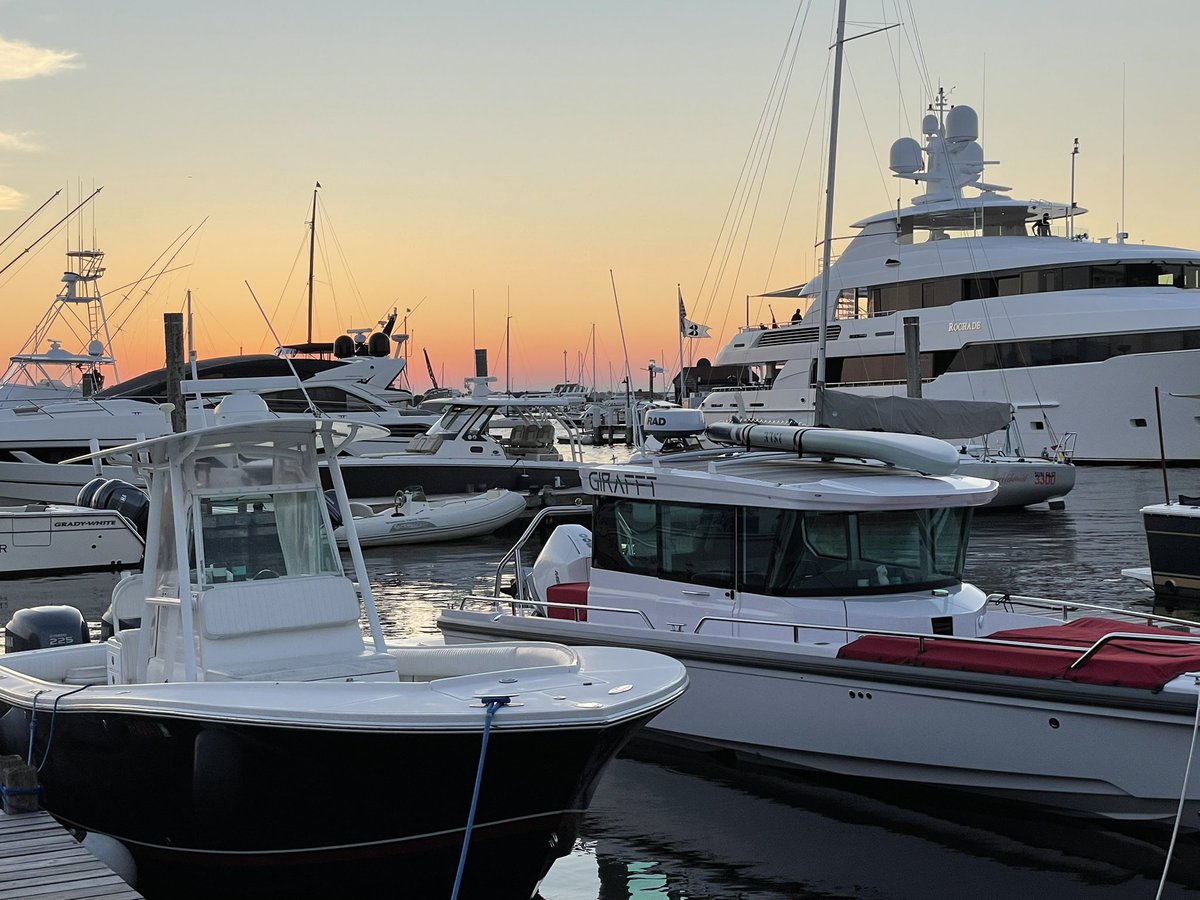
left=193, top=575, right=397, bottom=683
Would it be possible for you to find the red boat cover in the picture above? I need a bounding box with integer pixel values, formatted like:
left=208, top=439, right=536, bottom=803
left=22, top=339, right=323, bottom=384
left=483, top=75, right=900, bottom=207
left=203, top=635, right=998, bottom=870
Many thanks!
left=546, top=582, right=589, bottom=622
left=836, top=617, right=1200, bottom=691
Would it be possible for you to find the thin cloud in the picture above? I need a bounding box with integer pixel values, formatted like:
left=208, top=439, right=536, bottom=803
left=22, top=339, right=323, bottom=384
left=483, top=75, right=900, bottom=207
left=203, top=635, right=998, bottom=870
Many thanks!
left=0, top=186, right=27, bottom=210
left=0, top=36, right=79, bottom=81
left=0, top=132, right=39, bottom=152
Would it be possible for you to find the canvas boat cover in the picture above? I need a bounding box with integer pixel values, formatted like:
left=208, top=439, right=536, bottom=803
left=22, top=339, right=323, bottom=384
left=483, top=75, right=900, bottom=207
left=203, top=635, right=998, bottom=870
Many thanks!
left=822, top=390, right=1011, bottom=441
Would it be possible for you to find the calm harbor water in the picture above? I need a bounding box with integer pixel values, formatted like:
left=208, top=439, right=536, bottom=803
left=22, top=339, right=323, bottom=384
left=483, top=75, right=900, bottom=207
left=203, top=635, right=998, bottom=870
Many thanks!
left=2, top=462, right=1199, bottom=898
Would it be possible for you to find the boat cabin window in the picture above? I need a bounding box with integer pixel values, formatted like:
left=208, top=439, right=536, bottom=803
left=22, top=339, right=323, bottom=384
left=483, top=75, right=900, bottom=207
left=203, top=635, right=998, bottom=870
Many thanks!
left=191, top=490, right=340, bottom=584
left=428, top=405, right=493, bottom=440
left=594, top=498, right=970, bottom=596
left=857, top=262, right=1200, bottom=318
left=261, top=386, right=379, bottom=414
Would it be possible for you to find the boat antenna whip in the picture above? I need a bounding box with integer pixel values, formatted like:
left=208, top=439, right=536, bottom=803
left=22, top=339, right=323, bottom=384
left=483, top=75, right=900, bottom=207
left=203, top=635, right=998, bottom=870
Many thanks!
left=0, top=186, right=102, bottom=280
left=245, top=281, right=322, bottom=417
left=450, top=696, right=512, bottom=900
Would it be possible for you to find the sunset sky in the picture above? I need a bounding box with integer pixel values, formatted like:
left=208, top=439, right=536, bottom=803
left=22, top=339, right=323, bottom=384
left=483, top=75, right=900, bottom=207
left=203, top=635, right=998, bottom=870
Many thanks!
left=0, top=1, right=1194, bottom=394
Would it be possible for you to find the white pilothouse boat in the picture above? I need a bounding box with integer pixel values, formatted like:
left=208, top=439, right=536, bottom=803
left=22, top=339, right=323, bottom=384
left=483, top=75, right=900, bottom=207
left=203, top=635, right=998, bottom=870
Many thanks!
left=701, top=88, right=1200, bottom=463
left=0, top=410, right=686, bottom=898
left=441, top=420, right=1200, bottom=824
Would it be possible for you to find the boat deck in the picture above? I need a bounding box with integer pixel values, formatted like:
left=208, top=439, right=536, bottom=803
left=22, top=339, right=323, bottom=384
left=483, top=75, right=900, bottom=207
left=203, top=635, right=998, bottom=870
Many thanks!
left=0, top=809, right=143, bottom=899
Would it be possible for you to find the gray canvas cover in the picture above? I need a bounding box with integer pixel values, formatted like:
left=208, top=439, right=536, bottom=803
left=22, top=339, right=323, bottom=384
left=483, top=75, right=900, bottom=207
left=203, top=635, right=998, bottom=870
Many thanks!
left=822, top=390, right=1011, bottom=440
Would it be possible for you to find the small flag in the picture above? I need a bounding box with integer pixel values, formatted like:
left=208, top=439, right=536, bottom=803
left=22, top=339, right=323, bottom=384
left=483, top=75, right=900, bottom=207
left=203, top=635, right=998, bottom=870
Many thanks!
left=423, top=348, right=439, bottom=389
left=678, top=287, right=710, bottom=339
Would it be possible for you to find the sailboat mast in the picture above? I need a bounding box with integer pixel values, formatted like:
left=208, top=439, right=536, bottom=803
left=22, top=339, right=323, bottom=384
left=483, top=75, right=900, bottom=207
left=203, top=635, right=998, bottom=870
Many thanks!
left=814, top=0, right=848, bottom=427
left=306, top=181, right=319, bottom=345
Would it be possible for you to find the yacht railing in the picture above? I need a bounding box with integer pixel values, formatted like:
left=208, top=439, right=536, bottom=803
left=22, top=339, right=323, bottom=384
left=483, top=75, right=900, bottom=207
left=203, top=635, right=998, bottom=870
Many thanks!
left=983, top=592, right=1199, bottom=628
left=454, top=594, right=655, bottom=629
left=451, top=598, right=1200, bottom=670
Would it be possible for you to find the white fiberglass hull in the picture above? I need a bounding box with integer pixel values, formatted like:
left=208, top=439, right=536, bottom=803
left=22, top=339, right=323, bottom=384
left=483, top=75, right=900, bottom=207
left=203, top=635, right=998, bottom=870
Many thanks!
left=0, top=504, right=143, bottom=576
left=439, top=611, right=1200, bottom=823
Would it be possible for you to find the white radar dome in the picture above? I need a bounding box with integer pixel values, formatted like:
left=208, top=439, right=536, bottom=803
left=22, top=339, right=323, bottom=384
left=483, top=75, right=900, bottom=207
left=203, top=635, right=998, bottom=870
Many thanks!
left=946, top=105, right=978, bottom=143
left=87, top=339, right=105, bottom=357
left=889, top=137, right=924, bottom=175
left=953, top=141, right=985, bottom=180
left=921, top=113, right=939, bottom=136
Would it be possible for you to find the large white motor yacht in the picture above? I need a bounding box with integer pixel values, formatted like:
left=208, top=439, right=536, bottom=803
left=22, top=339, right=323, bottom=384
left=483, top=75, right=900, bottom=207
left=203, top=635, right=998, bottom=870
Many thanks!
left=700, top=90, right=1200, bottom=463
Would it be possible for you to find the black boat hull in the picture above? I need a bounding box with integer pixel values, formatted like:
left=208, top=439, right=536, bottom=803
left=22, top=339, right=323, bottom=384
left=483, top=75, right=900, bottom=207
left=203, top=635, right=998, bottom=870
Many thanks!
left=0, top=703, right=651, bottom=899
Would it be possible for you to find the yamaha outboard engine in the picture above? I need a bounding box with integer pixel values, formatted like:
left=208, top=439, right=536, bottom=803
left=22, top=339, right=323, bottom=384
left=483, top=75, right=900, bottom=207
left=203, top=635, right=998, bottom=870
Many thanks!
left=5, top=606, right=90, bottom=653
left=323, top=490, right=343, bottom=528
left=76, top=475, right=108, bottom=508
left=80, top=479, right=151, bottom=538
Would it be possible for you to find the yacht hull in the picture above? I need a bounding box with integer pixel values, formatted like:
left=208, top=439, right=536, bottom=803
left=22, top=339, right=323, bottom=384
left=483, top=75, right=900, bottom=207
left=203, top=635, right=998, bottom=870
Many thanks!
left=0, top=697, right=652, bottom=899
left=327, top=457, right=583, bottom=500
left=439, top=610, right=1200, bottom=824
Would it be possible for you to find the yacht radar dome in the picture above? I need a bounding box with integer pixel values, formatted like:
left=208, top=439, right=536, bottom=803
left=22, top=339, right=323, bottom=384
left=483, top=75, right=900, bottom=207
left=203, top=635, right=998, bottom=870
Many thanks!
left=889, top=137, right=924, bottom=176
left=921, top=113, right=939, bottom=136
left=87, top=339, right=104, bottom=358
left=945, top=105, right=978, bottom=143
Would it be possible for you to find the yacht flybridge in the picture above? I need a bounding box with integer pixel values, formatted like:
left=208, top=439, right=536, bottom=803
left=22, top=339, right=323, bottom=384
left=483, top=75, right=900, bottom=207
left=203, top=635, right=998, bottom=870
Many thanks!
left=0, top=246, right=117, bottom=405
left=441, top=421, right=1200, bottom=824
left=701, top=89, right=1200, bottom=463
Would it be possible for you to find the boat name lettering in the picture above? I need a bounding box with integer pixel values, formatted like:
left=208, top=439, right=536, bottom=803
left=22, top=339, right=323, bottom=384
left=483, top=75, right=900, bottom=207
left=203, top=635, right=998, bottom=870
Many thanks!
left=948, top=321, right=982, bottom=332
left=53, top=519, right=113, bottom=528
left=0, top=544, right=6, bottom=553
left=588, top=471, right=657, bottom=497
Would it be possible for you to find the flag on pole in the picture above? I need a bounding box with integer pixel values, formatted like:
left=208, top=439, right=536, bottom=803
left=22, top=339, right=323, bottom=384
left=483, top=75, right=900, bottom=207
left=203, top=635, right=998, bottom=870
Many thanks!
left=678, top=287, right=710, bottom=339
left=423, top=348, right=439, bottom=389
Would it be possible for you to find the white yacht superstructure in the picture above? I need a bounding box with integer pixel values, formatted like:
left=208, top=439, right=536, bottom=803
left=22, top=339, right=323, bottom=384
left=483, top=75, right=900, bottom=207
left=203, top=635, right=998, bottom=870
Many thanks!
left=700, top=91, right=1200, bottom=463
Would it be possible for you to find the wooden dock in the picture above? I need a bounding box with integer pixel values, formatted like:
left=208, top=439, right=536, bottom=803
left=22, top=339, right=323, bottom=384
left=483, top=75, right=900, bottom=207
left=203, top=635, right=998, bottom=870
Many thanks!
left=0, top=810, right=143, bottom=899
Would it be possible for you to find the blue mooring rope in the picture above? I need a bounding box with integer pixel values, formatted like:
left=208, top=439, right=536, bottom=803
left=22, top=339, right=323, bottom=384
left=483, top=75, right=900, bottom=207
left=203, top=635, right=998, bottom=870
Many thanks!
left=450, top=696, right=511, bottom=900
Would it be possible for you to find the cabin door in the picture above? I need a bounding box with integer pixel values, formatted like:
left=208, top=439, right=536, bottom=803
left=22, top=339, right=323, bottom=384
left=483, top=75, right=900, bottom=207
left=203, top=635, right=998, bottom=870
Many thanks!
left=652, top=502, right=737, bottom=636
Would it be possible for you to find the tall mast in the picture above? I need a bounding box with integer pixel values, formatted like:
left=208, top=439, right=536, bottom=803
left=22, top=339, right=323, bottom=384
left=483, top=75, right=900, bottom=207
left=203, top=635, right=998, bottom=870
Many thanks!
left=813, top=0, right=848, bottom=427
left=306, top=181, right=320, bottom=345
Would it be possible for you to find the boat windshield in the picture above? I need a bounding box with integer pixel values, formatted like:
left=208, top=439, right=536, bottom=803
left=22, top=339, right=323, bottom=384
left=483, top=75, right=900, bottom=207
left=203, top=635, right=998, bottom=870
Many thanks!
left=190, top=490, right=341, bottom=584
left=593, top=498, right=971, bottom=596
left=428, top=404, right=493, bottom=439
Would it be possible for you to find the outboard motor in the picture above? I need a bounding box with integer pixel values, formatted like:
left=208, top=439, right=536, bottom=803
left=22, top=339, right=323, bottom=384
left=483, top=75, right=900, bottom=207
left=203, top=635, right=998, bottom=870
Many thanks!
left=322, top=490, right=343, bottom=528
left=529, top=524, right=592, bottom=601
left=89, top=479, right=151, bottom=538
left=5, top=606, right=90, bottom=653
left=76, top=475, right=108, bottom=508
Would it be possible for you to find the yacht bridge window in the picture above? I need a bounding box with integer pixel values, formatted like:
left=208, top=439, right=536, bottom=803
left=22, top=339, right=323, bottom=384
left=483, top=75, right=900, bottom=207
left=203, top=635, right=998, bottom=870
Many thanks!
left=858, top=262, right=1200, bottom=318
left=817, top=328, right=1200, bottom=386
left=593, top=497, right=970, bottom=596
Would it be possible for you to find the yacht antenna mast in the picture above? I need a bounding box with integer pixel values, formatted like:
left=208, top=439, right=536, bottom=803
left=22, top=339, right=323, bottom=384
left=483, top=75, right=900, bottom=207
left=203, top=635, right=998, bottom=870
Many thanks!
left=306, top=181, right=320, bottom=344
left=1069, top=138, right=1079, bottom=239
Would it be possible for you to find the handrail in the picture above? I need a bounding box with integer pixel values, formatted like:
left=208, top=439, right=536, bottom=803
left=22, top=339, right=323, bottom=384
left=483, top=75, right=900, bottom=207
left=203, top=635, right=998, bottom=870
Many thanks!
left=455, top=594, right=656, bottom=630
left=689, top=612, right=1200, bottom=672
left=985, top=592, right=1200, bottom=629
left=487, top=505, right=590, bottom=599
